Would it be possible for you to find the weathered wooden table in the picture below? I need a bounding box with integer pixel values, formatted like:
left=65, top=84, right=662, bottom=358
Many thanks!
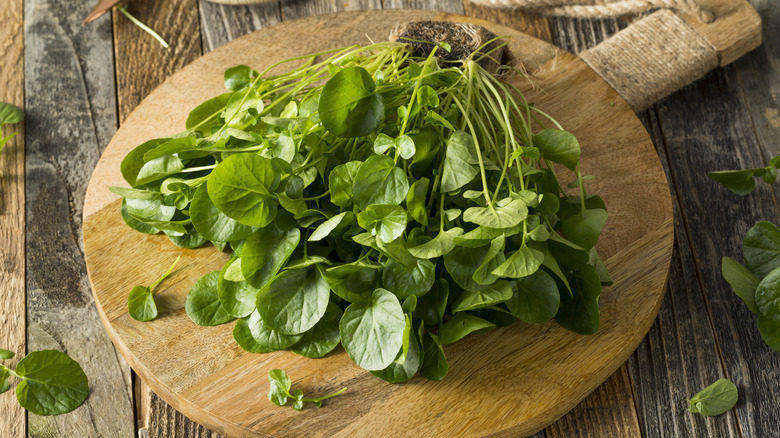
left=1, top=1, right=778, bottom=437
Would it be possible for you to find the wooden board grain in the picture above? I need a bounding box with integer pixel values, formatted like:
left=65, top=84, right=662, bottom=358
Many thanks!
left=0, top=0, right=26, bottom=436
left=82, top=10, right=673, bottom=437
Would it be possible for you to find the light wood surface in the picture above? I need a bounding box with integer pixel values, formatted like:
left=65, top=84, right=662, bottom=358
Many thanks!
left=0, top=0, right=26, bottom=436
left=82, top=10, right=673, bottom=437
left=687, top=0, right=762, bottom=66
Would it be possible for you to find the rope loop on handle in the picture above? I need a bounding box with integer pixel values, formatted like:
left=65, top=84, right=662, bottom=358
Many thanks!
left=472, top=0, right=715, bottom=23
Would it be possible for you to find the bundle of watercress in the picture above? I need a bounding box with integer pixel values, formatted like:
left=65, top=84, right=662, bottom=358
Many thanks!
left=112, top=38, right=610, bottom=382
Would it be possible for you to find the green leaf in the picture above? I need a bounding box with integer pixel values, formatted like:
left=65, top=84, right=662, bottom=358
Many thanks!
left=186, top=93, right=231, bottom=133
left=451, top=280, right=513, bottom=312
left=757, top=315, right=780, bottom=352
left=415, top=279, right=448, bottom=326
left=190, top=184, right=255, bottom=243
left=562, top=208, right=607, bottom=250
left=417, top=85, right=439, bottom=108
left=708, top=169, right=757, bottom=195
left=121, top=138, right=168, bottom=186
left=340, top=288, right=405, bottom=370
left=185, top=271, right=235, bottom=326
left=463, top=199, right=528, bottom=229
left=0, top=367, right=9, bottom=394
left=424, top=110, right=455, bottom=131
left=743, top=221, right=780, bottom=279
left=407, top=178, right=429, bottom=226
left=0, top=102, right=24, bottom=125
left=218, top=257, right=259, bottom=318
left=382, top=259, right=435, bottom=300
left=135, top=155, right=184, bottom=186
left=241, top=227, right=300, bottom=289
left=224, top=65, right=259, bottom=92
left=533, top=129, right=580, bottom=171
left=309, top=212, right=350, bottom=242
left=420, top=334, right=448, bottom=381
left=256, top=266, right=330, bottom=335
left=357, top=204, right=407, bottom=243
left=329, top=161, right=362, bottom=207
left=439, top=313, right=495, bottom=344
left=128, top=286, right=157, bottom=322
left=352, top=155, right=409, bottom=209
left=14, top=350, right=89, bottom=416
left=555, top=264, right=601, bottom=334
left=506, top=270, right=560, bottom=324
left=441, top=130, right=479, bottom=193
left=370, top=330, right=421, bottom=383
left=721, top=256, right=760, bottom=315
left=493, top=245, right=544, bottom=278
left=319, top=66, right=385, bottom=138
left=233, top=310, right=302, bottom=353
left=408, top=228, right=463, bottom=259
left=688, top=378, right=738, bottom=416
left=472, top=235, right=506, bottom=286
left=291, top=302, right=343, bottom=358
left=755, top=266, right=780, bottom=322
left=267, top=369, right=292, bottom=406
left=207, top=154, right=279, bottom=227
left=320, top=262, right=380, bottom=303
left=0, top=348, right=15, bottom=360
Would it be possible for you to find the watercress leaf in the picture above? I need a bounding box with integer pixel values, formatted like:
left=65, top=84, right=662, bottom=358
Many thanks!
left=125, top=197, right=175, bottom=222
left=167, top=225, right=207, bottom=249
left=121, top=138, right=168, bottom=186
left=493, top=245, right=544, bottom=278
left=420, top=334, right=448, bottom=381
left=396, top=135, right=416, bottom=159
left=186, top=93, right=231, bottom=133
left=233, top=310, right=302, bottom=353
left=588, top=248, right=613, bottom=286
left=0, top=367, right=9, bottom=394
left=224, top=65, right=259, bottom=92
left=374, top=133, right=395, bottom=154
left=121, top=199, right=160, bottom=235
left=267, top=369, right=292, bottom=406
left=402, top=295, right=417, bottom=314
left=135, top=155, right=184, bottom=186
left=562, top=208, right=607, bottom=250
left=415, top=279, right=448, bottom=326
left=218, top=257, right=259, bottom=318
left=370, top=330, right=421, bottom=383
left=424, top=110, right=455, bottom=131
left=533, top=129, right=580, bottom=171
left=128, top=286, right=157, bottom=322
left=763, top=167, right=777, bottom=184
left=291, top=302, right=343, bottom=358
left=357, top=204, right=407, bottom=243
left=445, top=245, right=498, bottom=292
left=755, top=266, right=780, bottom=322
left=185, top=271, right=235, bottom=326
left=536, top=192, right=560, bottom=215
left=555, top=264, right=601, bottom=334
left=757, top=315, right=780, bottom=352
left=743, top=221, right=780, bottom=279
left=352, top=155, right=409, bottom=209
left=190, top=184, right=254, bottom=243
left=453, top=226, right=503, bottom=248
left=382, top=259, right=435, bottom=300
left=721, top=256, right=760, bottom=315
left=108, top=186, right=163, bottom=201
left=320, top=262, right=380, bottom=303
left=451, top=280, right=512, bottom=312
left=224, top=88, right=264, bottom=128
left=256, top=266, right=330, bottom=335
left=417, top=85, right=439, bottom=108
left=463, top=199, right=528, bottom=229
left=271, top=132, right=296, bottom=162
left=14, top=350, right=89, bottom=416
left=708, top=169, right=757, bottom=195
left=407, top=177, right=429, bottom=226
left=143, top=137, right=196, bottom=161
left=0, top=348, right=14, bottom=360
left=439, top=312, right=495, bottom=345
left=688, top=378, right=738, bottom=416
left=241, top=226, right=300, bottom=290
left=408, top=228, right=463, bottom=259
left=506, top=270, right=559, bottom=323
left=441, top=130, right=479, bottom=193
left=208, top=154, right=279, bottom=227
left=329, top=161, right=362, bottom=207
left=472, top=235, right=506, bottom=285
left=309, top=212, right=349, bottom=242
left=319, top=66, right=385, bottom=138
left=0, top=102, right=24, bottom=125
left=292, top=400, right=304, bottom=410
left=340, top=288, right=405, bottom=370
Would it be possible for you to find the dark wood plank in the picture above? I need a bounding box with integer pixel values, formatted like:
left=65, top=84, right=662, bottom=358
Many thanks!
left=22, top=0, right=134, bottom=436
left=627, top=107, right=740, bottom=438
left=198, top=0, right=282, bottom=53
left=0, top=0, right=25, bottom=435
left=463, top=0, right=551, bottom=42
left=112, top=0, right=202, bottom=122
left=382, top=0, right=464, bottom=13
left=281, top=0, right=383, bottom=21
left=652, top=65, right=780, bottom=438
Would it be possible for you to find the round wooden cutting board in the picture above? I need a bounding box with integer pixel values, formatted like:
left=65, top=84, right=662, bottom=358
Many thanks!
left=83, top=10, right=673, bottom=438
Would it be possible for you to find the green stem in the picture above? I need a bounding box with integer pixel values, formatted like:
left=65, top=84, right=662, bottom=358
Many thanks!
left=116, top=6, right=170, bottom=49
left=150, top=256, right=181, bottom=291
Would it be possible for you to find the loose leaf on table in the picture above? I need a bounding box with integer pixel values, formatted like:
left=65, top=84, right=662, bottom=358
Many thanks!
left=186, top=271, right=235, bottom=326
left=128, top=256, right=180, bottom=322
left=267, top=369, right=346, bottom=409
left=0, top=348, right=16, bottom=360
left=340, top=288, right=406, bottom=370
left=688, top=378, right=738, bottom=416
left=708, top=156, right=780, bottom=195
left=721, top=256, right=760, bottom=315
left=319, top=66, right=384, bottom=138
left=14, top=350, right=89, bottom=416
left=0, top=102, right=24, bottom=125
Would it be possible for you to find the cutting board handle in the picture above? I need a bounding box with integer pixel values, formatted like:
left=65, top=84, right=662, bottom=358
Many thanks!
left=578, top=0, right=761, bottom=111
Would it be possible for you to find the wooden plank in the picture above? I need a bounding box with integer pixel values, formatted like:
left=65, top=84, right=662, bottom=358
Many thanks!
left=112, top=0, right=203, bottom=123
left=462, top=0, right=551, bottom=42
left=734, top=0, right=780, bottom=157
left=22, top=0, right=134, bottom=436
left=0, top=0, right=25, bottom=436
left=198, top=0, right=282, bottom=53
left=685, top=0, right=761, bottom=66
left=281, top=0, right=382, bottom=21
left=652, top=64, right=780, bottom=438
left=382, top=0, right=464, bottom=13
left=626, top=107, right=741, bottom=438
